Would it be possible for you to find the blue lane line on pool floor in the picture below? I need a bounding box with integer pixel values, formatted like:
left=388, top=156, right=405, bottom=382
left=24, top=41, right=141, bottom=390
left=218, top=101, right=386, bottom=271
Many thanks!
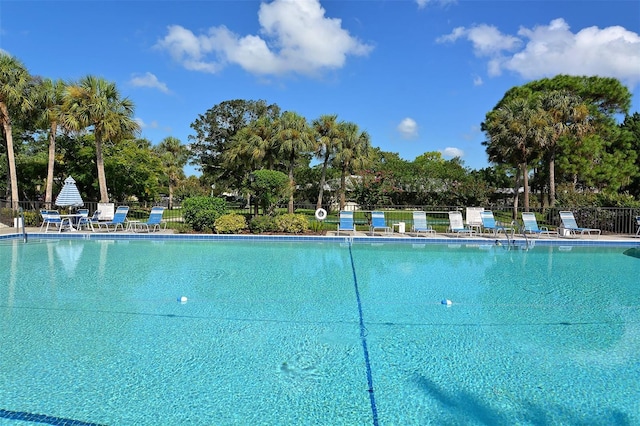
left=0, top=408, right=105, bottom=425
left=347, top=243, right=379, bottom=426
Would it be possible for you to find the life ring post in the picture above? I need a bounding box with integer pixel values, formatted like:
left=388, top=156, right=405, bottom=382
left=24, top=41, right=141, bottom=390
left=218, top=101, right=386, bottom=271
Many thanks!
left=315, top=208, right=327, bottom=221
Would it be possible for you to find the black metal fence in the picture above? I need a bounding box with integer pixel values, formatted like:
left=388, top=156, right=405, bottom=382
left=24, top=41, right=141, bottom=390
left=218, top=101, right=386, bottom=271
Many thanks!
left=2, top=199, right=639, bottom=235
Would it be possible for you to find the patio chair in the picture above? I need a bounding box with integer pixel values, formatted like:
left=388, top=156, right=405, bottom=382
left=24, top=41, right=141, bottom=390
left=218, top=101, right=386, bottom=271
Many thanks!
left=77, top=210, right=101, bottom=232
left=521, top=212, right=556, bottom=238
left=95, top=206, right=130, bottom=232
left=40, top=210, right=70, bottom=233
left=337, top=211, right=356, bottom=236
left=465, top=207, right=484, bottom=234
left=559, top=211, right=601, bottom=238
left=447, top=211, right=474, bottom=237
left=636, top=216, right=640, bottom=238
left=412, top=211, right=436, bottom=236
left=132, top=206, right=166, bottom=232
left=480, top=210, right=514, bottom=237
left=369, top=211, right=390, bottom=235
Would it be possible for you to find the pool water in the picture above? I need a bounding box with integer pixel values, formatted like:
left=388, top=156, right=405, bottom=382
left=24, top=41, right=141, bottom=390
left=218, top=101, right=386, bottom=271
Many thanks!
left=1, top=239, right=639, bottom=425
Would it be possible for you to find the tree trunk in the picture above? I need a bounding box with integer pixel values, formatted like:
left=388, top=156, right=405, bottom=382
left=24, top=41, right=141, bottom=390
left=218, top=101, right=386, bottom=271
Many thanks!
left=95, top=135, right=109, bottom=203
left=45, top=121, right=57, bottom=208
left=548, top=152, right=556, bottom=207
left=1, top=103, right=20, bottom=210
left=512, top=168, right=521, bottom=220
left=316, top=151, right=330, bottom=211
left=339, top=168, right=347, bottom=211
left=288, top=154, right=295, bottom=214
left=522, top=162, right=530, bottom=213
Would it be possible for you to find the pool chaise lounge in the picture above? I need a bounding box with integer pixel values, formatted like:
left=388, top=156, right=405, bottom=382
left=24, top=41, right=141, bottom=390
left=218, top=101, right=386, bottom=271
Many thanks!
left=337, top=211, right=356, bottom=236
left=95, top=206, right=130, bottom=232
left=559, top=211, right=601, bottom=238
left=369, top=211, right=391, bottom=236
left=411, top=211, right=436, bottom=236
left=480, top=210, right=514, bottom=237
left=131, top=206, right=166, bottom=233
left=447, top=211, right=475, bottom=237
left=521, top=212, right=556, bottom=238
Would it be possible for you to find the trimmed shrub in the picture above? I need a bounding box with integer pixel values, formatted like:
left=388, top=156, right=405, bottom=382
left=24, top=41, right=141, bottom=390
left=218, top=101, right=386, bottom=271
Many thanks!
left=182, top=196, right=227, bottom=232
left=274, top=213, right=309, bottom=234
left=249, top=215, right=277, bottom=234
left=214, top=213, right=248, bottom=234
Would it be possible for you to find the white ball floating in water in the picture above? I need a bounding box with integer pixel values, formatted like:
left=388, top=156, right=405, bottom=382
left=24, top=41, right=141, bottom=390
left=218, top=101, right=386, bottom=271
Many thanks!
left=441, top=299, right=452, bottom=306
left=178, top=296, right=188, bottom=303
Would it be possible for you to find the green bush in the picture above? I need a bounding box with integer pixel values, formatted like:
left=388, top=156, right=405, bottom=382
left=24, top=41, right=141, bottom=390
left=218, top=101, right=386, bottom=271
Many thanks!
left=274, top=213, right=309, bottom=234
left=214, top=213, right=248, bottom=234
left=23, top=211, right=38, bottom=227
left=182, top=196, right=227, bottom=232
left=249, top=215, right=277, bottom=233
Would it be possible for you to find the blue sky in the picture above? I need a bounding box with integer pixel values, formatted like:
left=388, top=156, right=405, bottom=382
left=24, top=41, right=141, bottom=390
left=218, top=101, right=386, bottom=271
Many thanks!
left=1, top=0, right=639, bottom=177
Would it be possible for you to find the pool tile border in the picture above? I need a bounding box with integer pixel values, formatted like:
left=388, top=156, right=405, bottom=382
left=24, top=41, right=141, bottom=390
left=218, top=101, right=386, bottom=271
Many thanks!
left=2, top=232, right=640, bottom=247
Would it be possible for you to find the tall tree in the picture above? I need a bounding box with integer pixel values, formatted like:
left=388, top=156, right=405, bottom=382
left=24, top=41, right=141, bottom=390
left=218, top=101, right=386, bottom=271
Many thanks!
left=483, top=97, right=543, bottom=215
left=189, top=99, right=280, bottom=184
left=62, top=76, right=139, bottom=202
left=0, top=53, right=33, bottom=209
left=36, top=78, right=67, bottom=207
left=539, top=90, right=591, bottom=207
left=276, top=111, right=314, bottom=213
left=154, top=137, right=190, bottom=209
left=333, top=122, right=372, bottom=211
left=312, top=114, right=341, bottom=210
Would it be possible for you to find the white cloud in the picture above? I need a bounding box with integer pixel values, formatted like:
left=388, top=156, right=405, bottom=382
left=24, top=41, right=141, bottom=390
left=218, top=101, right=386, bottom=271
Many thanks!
left=437, top=18, right=640, bottom=87
left=473, top=75, right=483, bottom=86
left=129, top=72, right=170, bottom=94
left=397, top=117, right=418, bottom=139
left=155, top=0, right=373, bottom=76
left=416, top=0, right=457, bottom=8
left=442, top=147, right=464, bottom=158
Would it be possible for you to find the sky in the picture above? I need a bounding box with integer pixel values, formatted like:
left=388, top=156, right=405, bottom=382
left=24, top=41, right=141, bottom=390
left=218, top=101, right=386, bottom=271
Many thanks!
left=1, top=0, right=639, bottom=177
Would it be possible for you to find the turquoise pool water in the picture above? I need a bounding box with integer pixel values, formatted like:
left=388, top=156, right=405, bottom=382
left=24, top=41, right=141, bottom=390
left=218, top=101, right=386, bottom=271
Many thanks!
left=0, top=239, right=639, bottom=425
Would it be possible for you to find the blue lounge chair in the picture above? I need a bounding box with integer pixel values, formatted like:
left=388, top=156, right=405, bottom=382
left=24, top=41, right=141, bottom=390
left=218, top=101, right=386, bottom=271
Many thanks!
left=480, top=210, right=514, bottom=237
left=448, top=211, right=474, bottom=237
left=369, top=211, right=390, bottom=235
left=412, top=211, right=436, bottom=236
left=559, top=211, right=601, bottom=238
left=132, top=206, right=166, bottom=232
left=95, top=206, right=130, bottom=232
left=521, top=212, right=555, bottom=238
left=337, top=211, right=356, bottom=236
left=635, top=216, right=640, bottom=238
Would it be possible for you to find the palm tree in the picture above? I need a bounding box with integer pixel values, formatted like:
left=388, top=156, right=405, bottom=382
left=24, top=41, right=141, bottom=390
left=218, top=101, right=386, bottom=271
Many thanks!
left=334, top=122, right=372, bottom=211
left=62, top=76, right=139, bottom=202
left=154, top=137, right=190, bottom=210
left=36, top=78, right=67, bottom=208
left=0, top=53, right=33, bottom=209
left=276, top=111, right=314, bottom=213
left=483, top=98, right=543, bottom=215
left=540, top=90, right=591, bottom=207
left=312, top=114, right=341, bottom=210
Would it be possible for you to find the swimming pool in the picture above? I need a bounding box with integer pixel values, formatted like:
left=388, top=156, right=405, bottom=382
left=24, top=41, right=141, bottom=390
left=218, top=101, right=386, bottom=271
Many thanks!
left=1, top=238, right=638, bottom=425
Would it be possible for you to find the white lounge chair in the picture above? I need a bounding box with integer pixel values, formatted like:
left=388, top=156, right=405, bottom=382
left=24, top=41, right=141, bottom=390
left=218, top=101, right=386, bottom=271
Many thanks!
left=559, top=211, right=601, bottom=238
left=448, top=211, right=474, bottom=237
left=412, top=211, right=436, bottom=236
